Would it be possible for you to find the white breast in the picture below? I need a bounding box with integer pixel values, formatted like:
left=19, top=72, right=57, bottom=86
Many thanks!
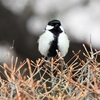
left=58, top=32, right=69, bottom=56
left=38, top=30, right=54, bottom=56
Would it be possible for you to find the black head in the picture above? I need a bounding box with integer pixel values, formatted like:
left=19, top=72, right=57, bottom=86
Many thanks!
left=45, top=19, right=64, bottom=33
left=48, top=19, right=61, bottom=28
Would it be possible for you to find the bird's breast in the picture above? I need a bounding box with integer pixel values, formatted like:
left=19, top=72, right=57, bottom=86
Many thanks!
left=38, top=31, right=54, bottom=56
left=58, top=32, right=69, bottom=56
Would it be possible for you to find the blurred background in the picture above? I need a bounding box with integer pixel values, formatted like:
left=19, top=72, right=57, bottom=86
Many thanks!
left=0, top=0, right=100, bottom=63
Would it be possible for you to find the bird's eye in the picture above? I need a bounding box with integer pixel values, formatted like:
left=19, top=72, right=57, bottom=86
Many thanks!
left=50, top=23, right=54, bottom=26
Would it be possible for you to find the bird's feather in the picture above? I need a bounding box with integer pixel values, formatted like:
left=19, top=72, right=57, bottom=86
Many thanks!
left=38, top=30, right=54, bottom=56
left=58, top=32, right=69, bottom=56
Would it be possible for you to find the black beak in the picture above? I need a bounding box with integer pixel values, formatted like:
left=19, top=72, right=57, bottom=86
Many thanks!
left=55, top=24, right=59, bottom=28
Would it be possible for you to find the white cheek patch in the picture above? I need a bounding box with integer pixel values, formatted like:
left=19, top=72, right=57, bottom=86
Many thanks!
left=60, top=26, right=64, bottom=32
left=46, top=25, right=54, bottom=30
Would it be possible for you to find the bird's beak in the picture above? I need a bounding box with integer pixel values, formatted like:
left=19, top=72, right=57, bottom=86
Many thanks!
left=55, top=24, right=59, bottom=28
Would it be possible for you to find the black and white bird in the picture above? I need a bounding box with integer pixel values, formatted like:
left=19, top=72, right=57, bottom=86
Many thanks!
left=38, top=19, right=69, bottom=59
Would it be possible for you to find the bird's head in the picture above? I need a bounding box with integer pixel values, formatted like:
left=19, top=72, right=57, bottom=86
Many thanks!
left=45, top=19, right=64, bottom=32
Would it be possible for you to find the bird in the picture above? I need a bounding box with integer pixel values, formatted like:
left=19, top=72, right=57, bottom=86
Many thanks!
left=38, top=19, right=69, bottom=59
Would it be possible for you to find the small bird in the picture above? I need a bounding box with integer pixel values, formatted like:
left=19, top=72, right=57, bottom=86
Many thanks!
left=38, top=19, right=69, bottom=59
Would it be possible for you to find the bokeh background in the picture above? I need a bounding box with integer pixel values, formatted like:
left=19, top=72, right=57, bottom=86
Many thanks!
left=0, top=0, right=100, bottom=62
